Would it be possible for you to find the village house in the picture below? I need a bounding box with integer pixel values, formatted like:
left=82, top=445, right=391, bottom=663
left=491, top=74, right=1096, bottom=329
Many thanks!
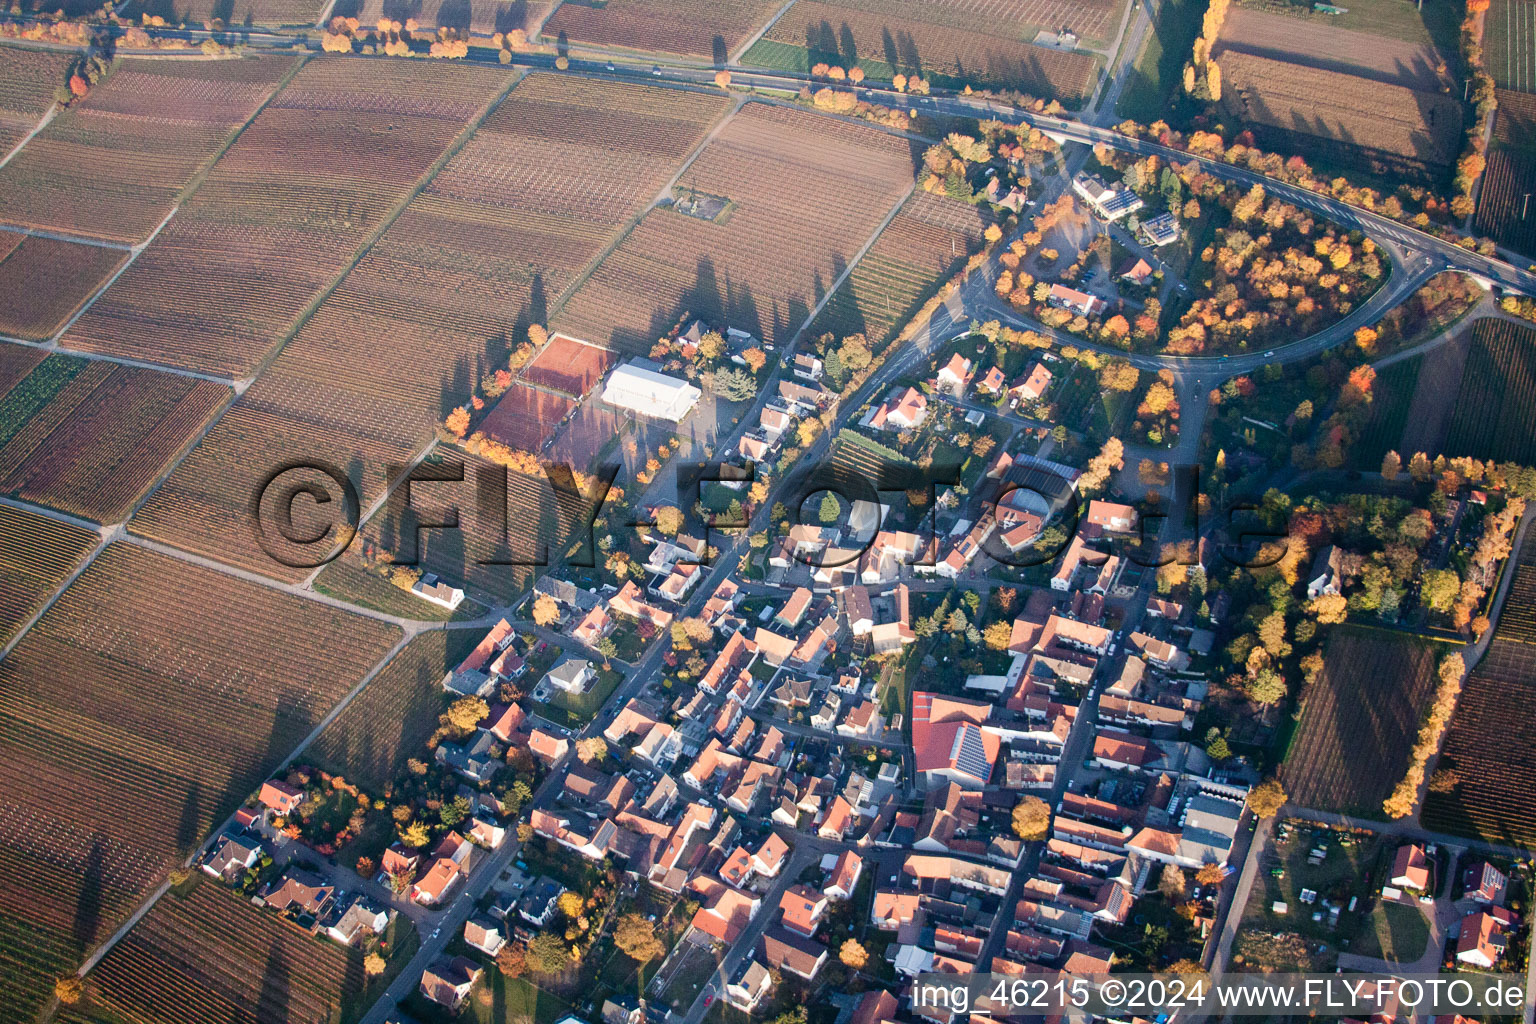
left=412, top=832, right=472, bottom=906
left=862, top=385, right=928, bottom=432
left=725, top=959, right=773, bottom=1012
left=411, top=572, right=464, bottom=610
left=936, top=353, right=973, bottom=394
left=975, top=365, right=1006, bottom=397
left=258, top=779, right=303, bottom=816
left=1118, top=257, right=1154, bottom=286
left=1307, top=545, right=1345, bottom=599
left=1010, top=361, right=1053, bottom=405
left=546, top=654, right=596, bottom=695
left=1389, top=844, right=1431, bottom=893
left=464, top=916, right=506, bottom=956
left=325, top=898, right=388, bottom=946
left=203, top=833, right=261, bottom=883
left=420, top=957, right=482, bottom=1009
left=1456, top=908, right=1519, bottom=968
left=1047, top=283, right=1107, bottom=318
left=261, top=868, right=334, bottom=919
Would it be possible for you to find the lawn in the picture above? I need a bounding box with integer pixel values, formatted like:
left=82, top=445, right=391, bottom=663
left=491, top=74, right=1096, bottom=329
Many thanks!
left=660, top=944, right=723, bottom=1011
left=445, top=974, right=572, bottom=1024
left=1350, top=901, right=1431, bottom=964
left=1115, top=0, right=1205, bottom=122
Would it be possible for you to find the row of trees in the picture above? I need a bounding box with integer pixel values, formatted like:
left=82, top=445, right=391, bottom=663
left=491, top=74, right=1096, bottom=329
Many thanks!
left=1383, top=653, right=1466, bottom=817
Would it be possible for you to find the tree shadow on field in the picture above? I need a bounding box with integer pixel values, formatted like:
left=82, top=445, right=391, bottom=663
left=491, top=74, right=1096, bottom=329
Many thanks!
left=176, top=780, right=203, bottom=856
left=712, top=35, right=727, bottom=67
left=72, top=836, right=106, bottom=949
left=494, top=1, right=528, bottom=35
left=381, top=0, right=425, bottom=26
left=438, top=0, right=473, bottom=32
left=439, top=355, right=472, bottom=422
left=839, top=23, right=857, bottom=67
left=259, top=937, right=292, bottom=1023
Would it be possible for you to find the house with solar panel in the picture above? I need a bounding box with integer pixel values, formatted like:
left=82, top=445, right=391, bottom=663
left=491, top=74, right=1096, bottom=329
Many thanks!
left=1072, top=173, right=1144, bottom=222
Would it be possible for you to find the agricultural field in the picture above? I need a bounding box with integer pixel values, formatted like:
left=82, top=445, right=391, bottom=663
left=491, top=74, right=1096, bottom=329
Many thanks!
left=309, top=630, right=480, bottom=793
left=1351, top=357, right=1422, bottom=470
left=131, top=73, right=727, bottom=579
left=747, top=0, right=1099, bottom=98
left=479, top=383, right=576, bottom=451
left=554, top=102, right=914, bottom=353
left=1475, top=92, right=1536, bottom=258
left=1443, top=319, right=1536, bottom=466
left=0, top=353, right=229, bottom=523
left=523, top=333, right=616, bottom=397
left=155, top=0, right=332, bottom=26
left=809, top=191, right=992, bottom=351
left=764, top=0, right=1124, bottom=52
left=0, top=48, right=68, bottom=160
left=0, top=845, right=122, bottom=1024
left=355, top=0, right=556, bottom=34
left=344, top=447, right=582, bottom=606
left=0, top=542, right=400, bottom=1002
left=1215, top=5, right=1453, bottom=89
left=1217, top=51, right=1463, bottom=177
left=0, top=234, right=125, bottom=341
left=82, top=881, right=369, bottom=1024
left=0, top=503, right=96, bottom=648
left=63, top=57, right=514, bottom=378
left=1487, top=0, right=1536, bottom=92
left=0, top=55, right=302, bottom=244
left=1231, top=0, right=1459, bottom=47
left=541, top=0, right=783, bottom=58
left=1422, top=532, right=1536, bottom=845
left=1281, top=630, right=1441, bottom=815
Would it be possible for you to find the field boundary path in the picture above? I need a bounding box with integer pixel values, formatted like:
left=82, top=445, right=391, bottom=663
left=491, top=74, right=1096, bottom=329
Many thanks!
left=729, top=0, right=798, bottom=64
left=0, top=100, right=54, bottom=170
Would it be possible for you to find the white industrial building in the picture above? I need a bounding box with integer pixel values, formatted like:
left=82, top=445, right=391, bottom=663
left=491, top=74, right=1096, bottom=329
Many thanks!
left=601, top=360, right=702, bottom=422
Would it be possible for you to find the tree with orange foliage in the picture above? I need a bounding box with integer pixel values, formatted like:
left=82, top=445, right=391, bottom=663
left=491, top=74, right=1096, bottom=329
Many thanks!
left=445, top=407, right=471, bottom=439
left=714, top=70, right=732, bottom=89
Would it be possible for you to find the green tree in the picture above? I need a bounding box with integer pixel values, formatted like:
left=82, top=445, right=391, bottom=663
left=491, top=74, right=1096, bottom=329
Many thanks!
left=527, top=932, right=570, bottom=975
left=1247, top=668, right=1286, bottom=706
left=711, top=367, right=758, bottom=401
left=818, top=492, right=843, bottom=524
left=399, top=820, right=430, bottom=847
left=1206, top=735, right=1232, bottom=760
left=439, top=795, right=471, bottom=827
